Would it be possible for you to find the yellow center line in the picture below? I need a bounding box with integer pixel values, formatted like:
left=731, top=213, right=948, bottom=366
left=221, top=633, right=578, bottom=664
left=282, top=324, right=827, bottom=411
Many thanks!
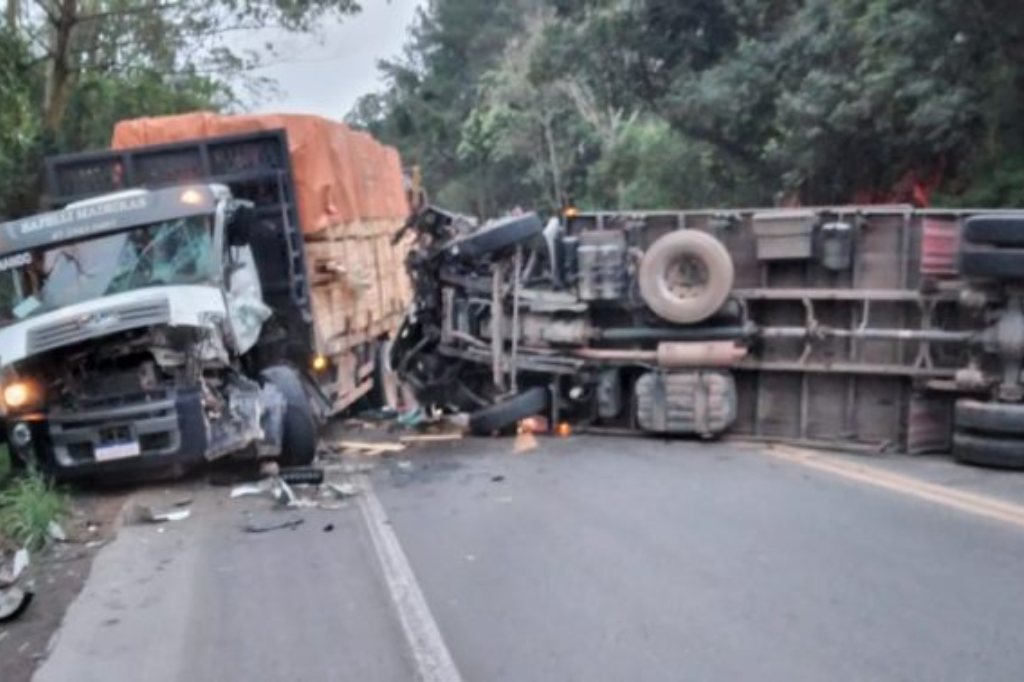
left=760, top=444, right=1024, bottom=531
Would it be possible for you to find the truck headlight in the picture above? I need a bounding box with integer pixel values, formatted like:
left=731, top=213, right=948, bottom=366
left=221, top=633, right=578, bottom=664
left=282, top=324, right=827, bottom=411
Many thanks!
left=3, top=381, right=35, bottom=410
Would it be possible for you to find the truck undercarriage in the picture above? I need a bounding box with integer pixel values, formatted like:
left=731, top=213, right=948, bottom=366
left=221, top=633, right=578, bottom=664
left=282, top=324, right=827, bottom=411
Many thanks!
left=395, top=205, right=1024, bottom=467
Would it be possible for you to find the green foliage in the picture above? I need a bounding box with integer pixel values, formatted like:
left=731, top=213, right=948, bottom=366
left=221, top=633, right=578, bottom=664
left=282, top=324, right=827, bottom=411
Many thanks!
left=0, top=468, right=69, bottom=551
left=0, top=1, right=362, bottom=218
left=0, top=30, right=45, bottom=219
left=60, top=71, right=234, bottom=152
left=356, top=0, right=1024, bottom=214
left=0, top=446, right=10, bottom=483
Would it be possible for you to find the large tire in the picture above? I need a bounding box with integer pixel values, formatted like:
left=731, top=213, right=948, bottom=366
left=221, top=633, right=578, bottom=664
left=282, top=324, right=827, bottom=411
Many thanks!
left=955, top=400, right=1024, bottom=436
left=959, top=243, right=1024, bottom=279
left=469, top=387, right=550, bottom=436
left=447, top=214, right=545, bottom=260
left=953, top=432, right=1024, bottom=470
left=962, top=215, right=1024, bottom=247
left=261, top=366, right=318, bottom=466
left=639, top=231, right=734, bottom=324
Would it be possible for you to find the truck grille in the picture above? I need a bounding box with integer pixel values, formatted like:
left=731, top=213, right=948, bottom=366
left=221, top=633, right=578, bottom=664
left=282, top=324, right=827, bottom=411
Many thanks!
left=28, top=299, right=171, bottom=354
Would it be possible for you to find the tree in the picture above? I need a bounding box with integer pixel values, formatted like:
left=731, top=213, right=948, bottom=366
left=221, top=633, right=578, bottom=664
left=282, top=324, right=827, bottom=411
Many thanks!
left=20, top=0, right=360, bottom=133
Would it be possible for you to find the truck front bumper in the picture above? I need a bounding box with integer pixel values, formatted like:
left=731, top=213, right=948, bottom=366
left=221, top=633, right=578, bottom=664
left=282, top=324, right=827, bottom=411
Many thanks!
left=8, top=389, right=209, bottom=479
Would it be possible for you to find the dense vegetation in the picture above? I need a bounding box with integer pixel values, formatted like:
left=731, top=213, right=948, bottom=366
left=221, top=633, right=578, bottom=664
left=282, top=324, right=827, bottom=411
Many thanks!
left=0, top=0, right=359, bottom=218
left=3, top=2, right=1024, bottom=219
left=350, top=0, right=1024, bottom=216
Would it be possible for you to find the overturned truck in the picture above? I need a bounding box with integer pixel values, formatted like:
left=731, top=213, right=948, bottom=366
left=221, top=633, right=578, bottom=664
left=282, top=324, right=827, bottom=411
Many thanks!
left=395, top=204, right=1024, bottom=467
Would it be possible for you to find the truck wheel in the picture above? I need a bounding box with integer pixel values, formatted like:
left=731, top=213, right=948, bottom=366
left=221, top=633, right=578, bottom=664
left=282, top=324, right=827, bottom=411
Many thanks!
left=469, top=387, right=550, bottom=436
left=963, top=215, right=1024, bottom=247
left=261, top=366, right=318, bottom=466
left=953, top=432, right=1024, bottom=470
left=955, top=400, right=1024, bottom=436
left=639, top=231, right=734, bottom=324
left=447, top=214, right=545, bottom=260
left=959, top=243, right=1024, bottom=279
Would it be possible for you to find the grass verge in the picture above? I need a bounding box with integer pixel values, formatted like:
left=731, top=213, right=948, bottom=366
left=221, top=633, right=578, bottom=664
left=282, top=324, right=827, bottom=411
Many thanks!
left=0, top=444, right=10, bottom=482
left=0, top=459, right=68, bottom=551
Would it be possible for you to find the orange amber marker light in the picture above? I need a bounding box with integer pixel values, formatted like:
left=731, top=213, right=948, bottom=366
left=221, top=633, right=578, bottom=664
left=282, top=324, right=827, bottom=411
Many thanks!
left=180, top=188, right=204, bottom=205
left=555, top=422, right=572, bottom=438
left=311, top=355, right=329, bottom=372
left=563, top=206, right=579, bottom=219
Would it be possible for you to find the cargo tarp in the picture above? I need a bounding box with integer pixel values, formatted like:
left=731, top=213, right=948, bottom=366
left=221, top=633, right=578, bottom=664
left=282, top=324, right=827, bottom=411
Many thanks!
left=111, top=112, right=409, bottom=235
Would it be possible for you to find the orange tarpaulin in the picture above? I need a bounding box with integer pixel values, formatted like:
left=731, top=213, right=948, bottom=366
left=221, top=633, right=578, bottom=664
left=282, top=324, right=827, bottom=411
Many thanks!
left=112, top=112, right=409, bottom=234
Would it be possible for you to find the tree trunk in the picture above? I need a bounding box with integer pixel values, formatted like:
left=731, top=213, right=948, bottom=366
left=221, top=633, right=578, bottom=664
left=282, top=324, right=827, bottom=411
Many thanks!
left=44, top=0, right=78, bottom=134
left=541, top=110, right=565, bottom=209
left=5, top=0, right=17, bottom=30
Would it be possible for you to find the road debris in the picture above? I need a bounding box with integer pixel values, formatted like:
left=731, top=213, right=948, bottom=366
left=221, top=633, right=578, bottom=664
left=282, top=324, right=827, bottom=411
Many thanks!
left=336, top=440, right=406, bottom=454
left=323, top=524, right=335, bottom=533
left=0, top=548, right=33, bottom=622
left=396, top=460, right=414, bottom=472
left=513, top=430, right=538, bottom=453
left=0, top=586, right=33, bottom=623
left=280, top=467, right=325, bottom=486
left=47, top=521, right=67, bottom=543
left=399, top=433, right=464, bottom=443
left=396, top=406, right=425, bottom=428
left=491, top=475, right=505, bottom=483
left=324, top=482, right=359, bottom=499
left=243, top=517, right=304, bottom=534
left=127, top=504, right=192, bottom=524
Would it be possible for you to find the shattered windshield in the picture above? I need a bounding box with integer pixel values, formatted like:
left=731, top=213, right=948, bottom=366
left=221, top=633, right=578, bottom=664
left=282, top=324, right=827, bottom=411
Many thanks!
left=0, top=216, right=215, bottom=325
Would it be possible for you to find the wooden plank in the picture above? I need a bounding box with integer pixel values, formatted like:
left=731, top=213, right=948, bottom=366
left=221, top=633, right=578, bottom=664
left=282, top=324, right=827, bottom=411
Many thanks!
left=335, top=440, right=406, bottom=453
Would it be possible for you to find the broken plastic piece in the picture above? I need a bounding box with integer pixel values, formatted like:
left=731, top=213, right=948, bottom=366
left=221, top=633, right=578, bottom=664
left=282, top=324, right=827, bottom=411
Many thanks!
left=230, top=482, right=269, bottom=499
left=0, top=586, right=33, bottom=623
left=324, top=482, right=359, bottom=499
left=48, top=520, right=67, bottom=542
left=128, top=504, right=192, bottom=524
left=397, top=407, right=425, bottom=427
left=12, top=549, right=29, bottom=582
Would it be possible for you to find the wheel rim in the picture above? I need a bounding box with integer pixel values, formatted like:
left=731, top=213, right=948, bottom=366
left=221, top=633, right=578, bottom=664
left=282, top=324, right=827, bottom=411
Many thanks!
left=664, top=255, right=709, bottom=300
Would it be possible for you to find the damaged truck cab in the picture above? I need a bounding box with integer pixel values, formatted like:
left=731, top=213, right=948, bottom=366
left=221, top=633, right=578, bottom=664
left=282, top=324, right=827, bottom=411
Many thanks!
left=0, top=184, right=308, bottom=477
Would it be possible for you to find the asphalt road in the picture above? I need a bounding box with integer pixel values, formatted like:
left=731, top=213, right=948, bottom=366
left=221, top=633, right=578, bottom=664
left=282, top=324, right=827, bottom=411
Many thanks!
left=33, top=436, right=1024, bottom=682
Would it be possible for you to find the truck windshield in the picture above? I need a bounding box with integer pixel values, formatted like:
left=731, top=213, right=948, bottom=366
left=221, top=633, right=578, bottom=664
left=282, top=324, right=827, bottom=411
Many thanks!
left=0, top=215, right=215, bottom=325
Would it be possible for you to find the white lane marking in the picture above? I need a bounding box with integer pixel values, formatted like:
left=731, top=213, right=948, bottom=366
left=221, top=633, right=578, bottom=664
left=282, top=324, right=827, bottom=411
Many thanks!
left=763, top=445, right=1024, bottom=531
left=355, top=474, right=464, bottom=682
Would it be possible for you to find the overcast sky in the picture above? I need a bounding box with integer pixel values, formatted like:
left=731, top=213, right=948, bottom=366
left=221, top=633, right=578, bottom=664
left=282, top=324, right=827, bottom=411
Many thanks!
left=250, top=0, right=425, bottom=120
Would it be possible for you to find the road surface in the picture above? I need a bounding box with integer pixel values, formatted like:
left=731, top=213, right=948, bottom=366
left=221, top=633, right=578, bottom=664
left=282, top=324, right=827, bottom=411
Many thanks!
left=33, top=436, right=1024, bottom=681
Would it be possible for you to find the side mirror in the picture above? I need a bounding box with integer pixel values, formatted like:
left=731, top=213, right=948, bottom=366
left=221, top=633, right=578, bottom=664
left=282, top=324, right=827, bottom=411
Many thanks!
left=228, top=204, right=256, bottom=247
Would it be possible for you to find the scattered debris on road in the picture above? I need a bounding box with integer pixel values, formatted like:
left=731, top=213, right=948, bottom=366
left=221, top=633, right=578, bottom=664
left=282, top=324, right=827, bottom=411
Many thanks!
left=0, top=549, right=33, bottom=623
left=46, top=522, right=67, bottom=543
left=126, top=504, right=192, bottom=525
left=400, top=434, right=464, bottom=444
left=0, top=587, right=33, bottom=623
left=243, top=517, right=305, bottom=534
left=280, top=467, right=326, bottom=486
left=336, top=440, right=406, bottom=455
